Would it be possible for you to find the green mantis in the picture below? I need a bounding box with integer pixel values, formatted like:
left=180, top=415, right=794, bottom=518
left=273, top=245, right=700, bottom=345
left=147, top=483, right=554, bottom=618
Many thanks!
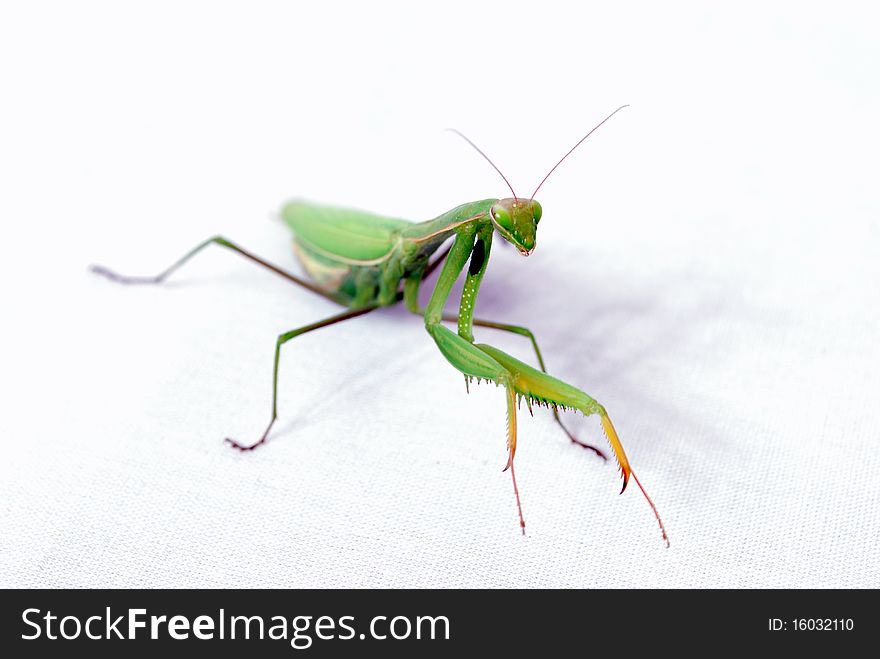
left=92, top=106, right=669, bottom=546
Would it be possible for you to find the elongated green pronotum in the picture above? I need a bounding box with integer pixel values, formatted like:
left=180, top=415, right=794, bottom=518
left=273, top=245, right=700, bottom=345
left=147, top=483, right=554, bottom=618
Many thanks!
left=92, top=106, right=668, bottom=545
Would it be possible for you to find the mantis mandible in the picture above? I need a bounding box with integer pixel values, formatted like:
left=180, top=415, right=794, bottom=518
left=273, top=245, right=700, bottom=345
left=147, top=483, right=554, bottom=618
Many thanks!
left=92, top=105, right=669, bottom=546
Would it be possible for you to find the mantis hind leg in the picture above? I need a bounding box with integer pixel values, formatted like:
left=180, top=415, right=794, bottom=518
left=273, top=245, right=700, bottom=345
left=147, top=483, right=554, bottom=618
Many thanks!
left=225, top=305, right=378, bottom=451
left=91, top=235, right=345, bottom=304
left=444, top=315, right=607, bottom=461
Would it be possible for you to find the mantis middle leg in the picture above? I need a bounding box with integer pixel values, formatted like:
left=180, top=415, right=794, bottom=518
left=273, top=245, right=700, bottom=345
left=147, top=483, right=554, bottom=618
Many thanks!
left=225, top=305, right=378, bottom=451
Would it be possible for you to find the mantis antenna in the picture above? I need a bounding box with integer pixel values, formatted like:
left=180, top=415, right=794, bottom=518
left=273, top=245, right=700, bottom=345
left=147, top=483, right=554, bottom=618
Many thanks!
left=530, top=104, right=630, bottom=200
left=446, top=128, right=519, bottom=202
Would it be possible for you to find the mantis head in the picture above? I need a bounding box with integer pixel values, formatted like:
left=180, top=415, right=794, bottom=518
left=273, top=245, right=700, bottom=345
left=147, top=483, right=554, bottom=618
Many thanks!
left=490, top=198, right=541, bottom=256
left=448, top=104, right=629, bottom=258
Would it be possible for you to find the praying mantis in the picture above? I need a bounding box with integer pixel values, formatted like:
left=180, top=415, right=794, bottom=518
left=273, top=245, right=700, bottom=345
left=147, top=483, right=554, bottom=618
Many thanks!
left=92, top=105, right=669, bottom=546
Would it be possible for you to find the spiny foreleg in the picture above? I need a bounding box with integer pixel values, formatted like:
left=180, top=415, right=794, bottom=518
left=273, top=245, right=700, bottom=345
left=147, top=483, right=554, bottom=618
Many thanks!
left=475, top=343, right=669, bottom=547
left=426, top=323, right=527, bottom=533
left=454, top=316, right=607, bottom=460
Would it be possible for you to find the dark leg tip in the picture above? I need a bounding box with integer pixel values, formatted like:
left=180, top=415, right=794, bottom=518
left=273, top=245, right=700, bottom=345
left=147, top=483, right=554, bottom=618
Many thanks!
left=555, top=418, right=607, bottom=461
left=224, top=436, right=267, bottom=452
left=90, top=264, right=160, bottom=285
left=569, top=437, right=608, bottom=461
left=225, top=418, right=275, bottom=452
left=89, top=264, right=115, bottom=279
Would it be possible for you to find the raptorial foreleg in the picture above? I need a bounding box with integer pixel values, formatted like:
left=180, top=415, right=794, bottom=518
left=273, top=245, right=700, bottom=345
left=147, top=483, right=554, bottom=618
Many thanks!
left=475, top=343, right=669, bottom=547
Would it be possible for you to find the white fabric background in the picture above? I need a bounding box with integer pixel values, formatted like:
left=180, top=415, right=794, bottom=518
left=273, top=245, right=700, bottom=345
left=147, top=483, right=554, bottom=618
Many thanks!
left=2, top=1, right=878, bottom=588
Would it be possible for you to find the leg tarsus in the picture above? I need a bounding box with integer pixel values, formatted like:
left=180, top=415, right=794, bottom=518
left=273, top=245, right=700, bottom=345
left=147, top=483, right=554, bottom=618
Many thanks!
left=632, top=471, right=670, bottom=548
left=90, top=263, right=164, bottom=285
left=224, top=415, right=277, bottom=452
left=509, top=460, right=526, bottom=536
left=90, top=236, right=226, bottom=285
left=553, top=410, right=608, bottom=460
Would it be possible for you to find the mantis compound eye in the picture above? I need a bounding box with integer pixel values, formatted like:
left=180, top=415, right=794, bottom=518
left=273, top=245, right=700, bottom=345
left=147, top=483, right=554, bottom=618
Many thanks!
left=532, top=202, right=542, bottom=224
left=490, top=205, right=512, bottom=231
